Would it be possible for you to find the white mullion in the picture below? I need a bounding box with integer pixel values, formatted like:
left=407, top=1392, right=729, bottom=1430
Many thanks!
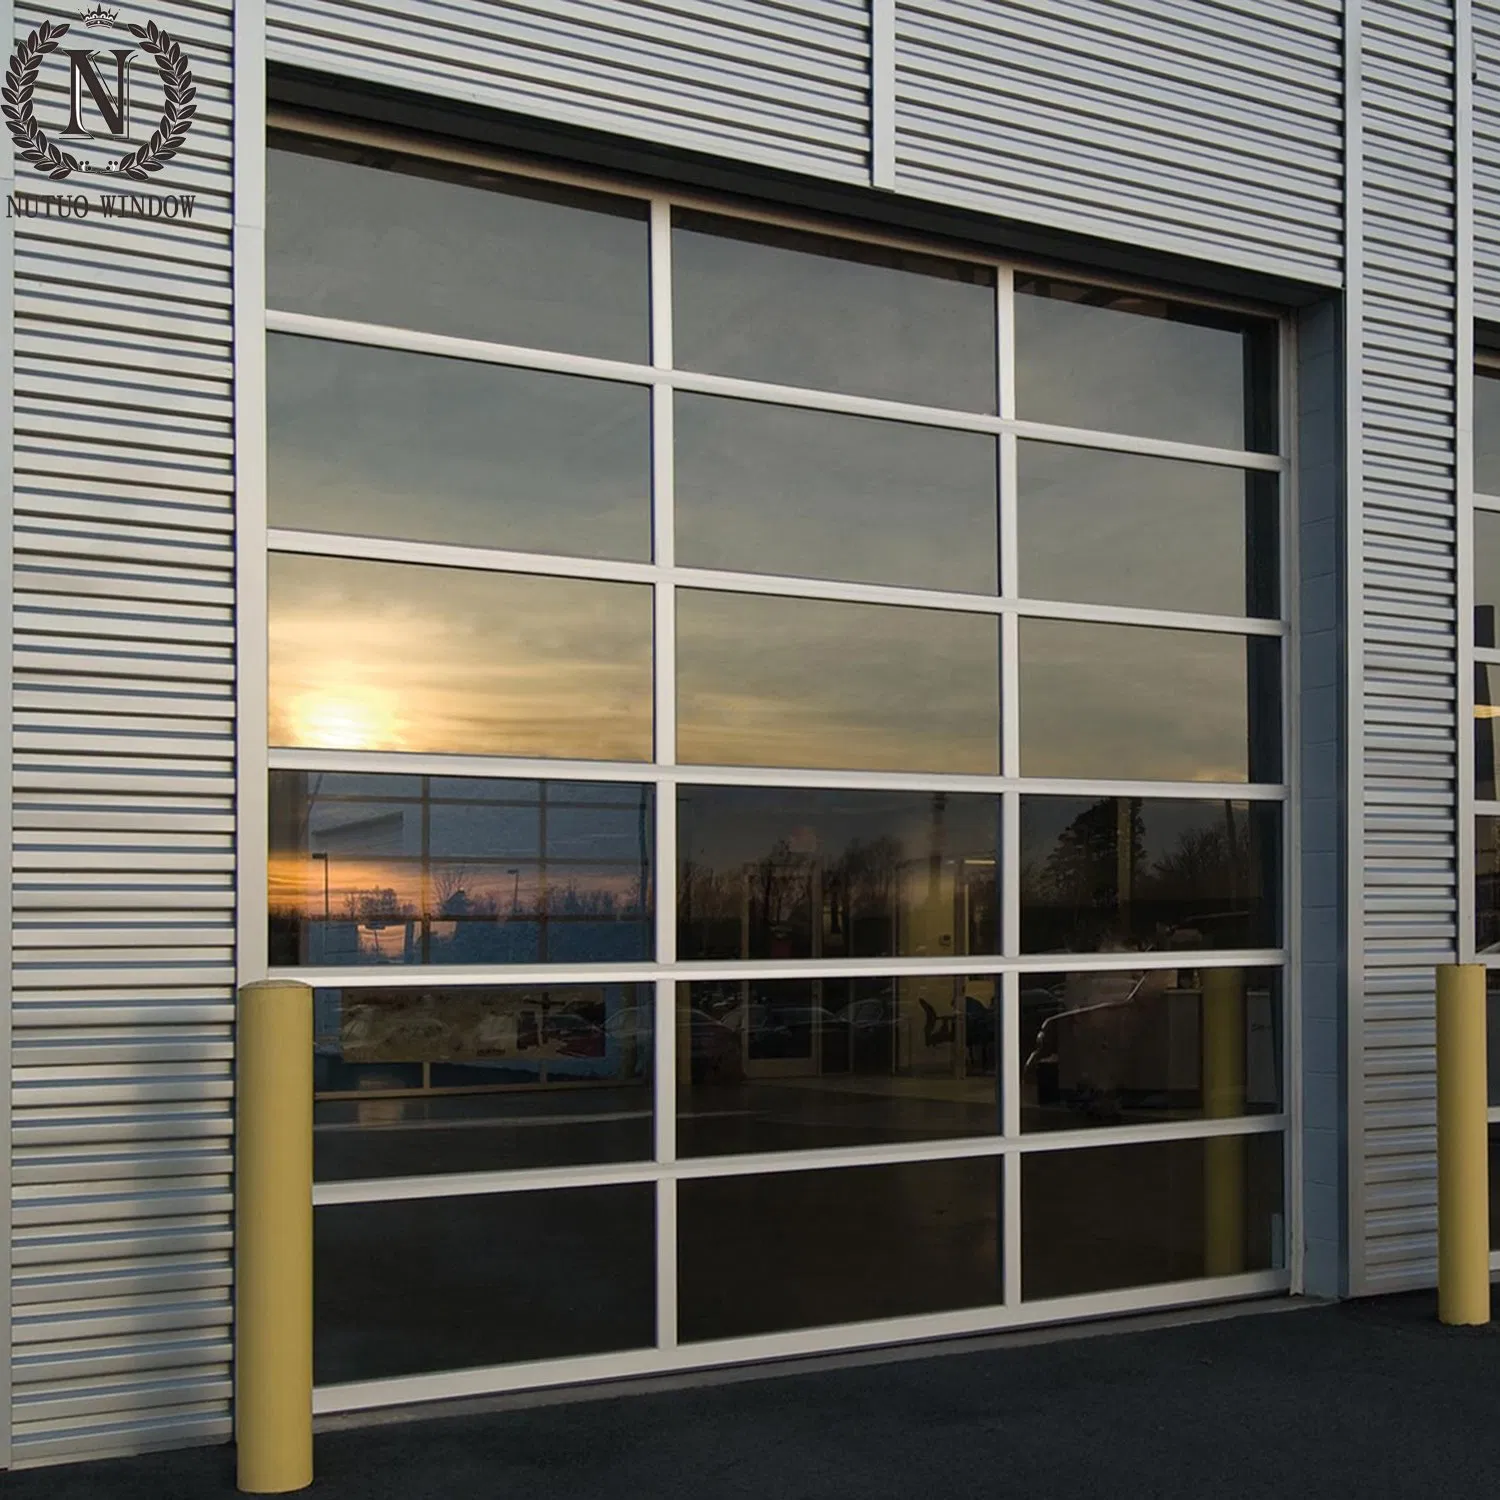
left=264, top=313, right=1282, bottom=475
left=313, top=1267, right=1289, bottom=1415
left=1476, top=492, right=1500, bottom=512
left=650, top=198, right=673, bottom=371
left=1001, top=971, right=1021, bottom=1137
left=276, top=948, right=1288, bottom=989
left=313, top=1112, right=1290, bottom=1207
left=1001, top=792, right=1020, bottom=957
left=266, top=531, right=1282, bottom=639
left=1002, top=1151, right=1023, bottom=1306
left=268, top=746, right=1288, bottom=803
left=655, top=1175, right=678, bottom=1351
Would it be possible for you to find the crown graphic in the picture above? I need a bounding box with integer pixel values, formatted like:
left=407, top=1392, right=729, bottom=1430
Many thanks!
left=80, top=5, right=119, bottom=25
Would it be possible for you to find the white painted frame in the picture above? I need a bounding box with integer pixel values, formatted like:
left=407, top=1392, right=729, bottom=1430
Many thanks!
left=253, top=112, right=1298, bottom=1415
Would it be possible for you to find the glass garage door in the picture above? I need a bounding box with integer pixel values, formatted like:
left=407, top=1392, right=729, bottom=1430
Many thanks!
left=259, top=122, right=1292, bottom=1409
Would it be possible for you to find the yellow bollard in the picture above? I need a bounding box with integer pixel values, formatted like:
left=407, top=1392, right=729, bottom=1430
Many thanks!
left=1436, top=964, right=1491, bottom=1326
left=236, top=981, right=314, bottom=1493
left=1202, top=968, right=1247, bottom=1277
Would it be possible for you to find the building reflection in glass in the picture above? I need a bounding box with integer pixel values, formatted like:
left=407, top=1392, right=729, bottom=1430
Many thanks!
left=1020, top=795, right=1278, bottom=953
left=677, top=974, right=998, bottom=1158
left=1019, top=967, right=1281, bottom=1133
left=677, top=786, right=1000, bottom=961
left=312, top=983, right=653, bottom=1180
left=270, top=772, right=654, bottom=966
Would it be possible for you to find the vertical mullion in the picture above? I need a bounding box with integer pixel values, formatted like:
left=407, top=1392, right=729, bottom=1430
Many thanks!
left=649, top=195, right=678, bottom=1352
left=1002, top=1152, right=1023, bottom=1306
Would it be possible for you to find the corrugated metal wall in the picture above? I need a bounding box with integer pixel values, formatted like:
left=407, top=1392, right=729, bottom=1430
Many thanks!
left=1348, top=0, right=1460, bottom=1294
left=1, top=0, right=1490, bottom=1467
left=7, top=0, right=237, bottom=1463
left=265, top=0, right=873, bottom=183
left=1474, top=0, right=1500, bottom=313
left=891, top=0, right=1346, bottom=283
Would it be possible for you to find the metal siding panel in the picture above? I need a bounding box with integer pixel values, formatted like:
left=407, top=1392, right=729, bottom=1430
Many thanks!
left=1354, top=1, right=1460, bottom=1293
left=264, top=0, right=872, bottom=182
left=893, top=0, right=1344, bottom=282
left=1477, top=1, right=1500, bottom=308
left=9, top=0, right=236, bottom=1463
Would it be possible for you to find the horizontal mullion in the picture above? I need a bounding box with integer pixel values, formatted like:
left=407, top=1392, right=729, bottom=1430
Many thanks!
left=311, top=1267, right=1289, bottom=1415
left=271, top=950, right=1286, bottom=990
left=264, top=311, right=1281, bottom=471
left=266, top=747, right=1285, bottom=802
left=267, top=530, right=1282, bottom=636
left=313, top=1115, right=1288, bottom=1206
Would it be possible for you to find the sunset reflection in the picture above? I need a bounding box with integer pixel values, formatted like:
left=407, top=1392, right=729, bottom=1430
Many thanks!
left=269, top=773, right=655, bottom=966
left=269, top=553, right=653, bottom=761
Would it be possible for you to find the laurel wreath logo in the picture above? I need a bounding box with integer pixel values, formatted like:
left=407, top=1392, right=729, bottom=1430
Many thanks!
left=1, top=16, right=196, bottom=183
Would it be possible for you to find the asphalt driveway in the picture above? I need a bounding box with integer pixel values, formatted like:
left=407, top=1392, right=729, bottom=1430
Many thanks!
left=7, top=1293, right=1498, bottom=1500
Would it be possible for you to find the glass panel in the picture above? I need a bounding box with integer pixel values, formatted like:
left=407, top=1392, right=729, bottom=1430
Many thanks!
left=1021, top=1133, right=1284, bottom=1300
left=1020, top=967, right=1281, bottom=1133
left=267, top=141, right=649, bottom=361
left=1475, top=509, right=1500, bottom=649
left=677, top=975, right=998, bottom=1158
left=1476, top=367, right=1500, bottom=497
left=1016, top=444, right=1277, bottom=617
left=675, top=395, right=999, bottom=593
left=1018, top=618, right=1281, bottom=783
left=1015, top=277, right=1277, bottom=452
left=1491, top=1125, right=1500, bottom=1249
left=268, top=553, right=653, bottom=760
left=677, top=1159, right=1002, bottom=1341
left=312, top=984, right=652, bottom=1180
left=1478, top=817, right=1500, bottom=955
left=1479, top=662, right=1499, bottom=800
left=314, top=1185, right=654, bottom=1383
left=677, top=590, right=1000, bottom=774
left=1487, top=972, right=1500, bottom=1108
left=678, top=786, right=1000, bottom=960
left=672, top=210, right=997, bottom=411
left=269, top=772, right=653, bottom=966
left=268, top=335, right=651, bottom=561
left=1019, top=796, right=1279, bottom=953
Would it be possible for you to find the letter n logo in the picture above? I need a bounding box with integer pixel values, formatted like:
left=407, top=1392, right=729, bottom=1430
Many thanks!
left=63, top=49, right=132, bottom=139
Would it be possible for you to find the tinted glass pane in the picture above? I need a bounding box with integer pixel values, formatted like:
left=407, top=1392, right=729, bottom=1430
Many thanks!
left=314, top=1186, right=654, bottom=1383
left=673, top=211, right=997, bottom=411
left=1478, top=817, right=1500, bottom=954
left=1019, top=796, right=1279, bottom=953
left=678, top=1159, right=1002, bottom=1341
left=1487, top=972, right=1500, bottom=1107
left=1475, top=509, right=1500, bottom=648
left=1020, top=967, right=1281, bottom=1133
left=675, top=395, right=998, bottom=593
left=1022, top=1133, right=1283, bottom=1299
left=268, top=335, right=650, bottom=561
left=269, top=772, right=653, bottom=966
left=312, top=984, right=652, bottom=1180
left=678, top=975, right=998, bottom=1158
left=268, top=554, right=652, bottom=760
left=268, top=142, right=648, bottom=361
left=1017, top=444, right=1277, bottom=617
left=678, top=786, right=1000, bottom=961
left=677, top=590, right=999, bottom=774
left=1479, top=662, right=1499, bottom=800
left=1015, top=278, right=1276, bottom=452
left=1491, top=1125, right=1500, bottom=1249
left=1477, top=368, right=1500, bottom=496
left=1018, top=618, right=1280, bottom=783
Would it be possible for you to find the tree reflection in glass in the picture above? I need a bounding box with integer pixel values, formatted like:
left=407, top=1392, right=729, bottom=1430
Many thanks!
left=270, top=772, right=654, bottom=966
left=1019, top=795, right=1278, bottom=953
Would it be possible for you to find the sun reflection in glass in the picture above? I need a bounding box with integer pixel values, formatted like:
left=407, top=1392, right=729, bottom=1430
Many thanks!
left=286, top=684, right=403, bottom=750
